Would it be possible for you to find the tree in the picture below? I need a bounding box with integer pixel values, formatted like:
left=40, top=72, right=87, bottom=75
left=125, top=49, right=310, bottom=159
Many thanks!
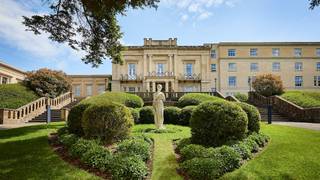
left=310, top=0, right=320, bottom=9
left=23, top=68, right=71, bottom=98
left=22, top=0, right=159, bottom=67
left=252, top=74, right=284, bottom=97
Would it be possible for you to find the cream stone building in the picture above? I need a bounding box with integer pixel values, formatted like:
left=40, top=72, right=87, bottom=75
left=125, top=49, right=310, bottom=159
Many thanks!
left=112, top=38, right=320, bottom=95
left=0, top=60, right=26, bottom=84
left=69, top=75, right=111, bottom=98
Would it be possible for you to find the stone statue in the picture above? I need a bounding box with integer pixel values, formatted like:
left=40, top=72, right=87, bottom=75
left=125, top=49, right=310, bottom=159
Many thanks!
left=153, top=84, right=166, bottom=129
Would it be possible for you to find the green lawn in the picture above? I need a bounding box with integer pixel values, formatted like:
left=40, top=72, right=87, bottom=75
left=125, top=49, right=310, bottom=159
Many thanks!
left=0, top=123, right=319, bottom=180
left=281, top=91, right=320, bottom=108
left=0, top=83, right=39, bottom=109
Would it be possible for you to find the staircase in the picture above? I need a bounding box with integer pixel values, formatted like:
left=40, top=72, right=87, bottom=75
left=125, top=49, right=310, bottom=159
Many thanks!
left=28, top=97, right=82, bottom=123
left=257, top=106, right=289, bottom=122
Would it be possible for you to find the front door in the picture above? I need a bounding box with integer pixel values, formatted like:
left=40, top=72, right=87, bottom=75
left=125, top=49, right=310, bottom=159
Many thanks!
left=155, top=82, right=166, bottom=92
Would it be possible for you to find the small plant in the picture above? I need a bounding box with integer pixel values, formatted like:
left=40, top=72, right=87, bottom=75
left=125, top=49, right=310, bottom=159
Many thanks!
left=252, top=74, right=284, bottom=97
left=164, top=106, right=181, bottom=124
left=116, top=138, right=151, bottom=161
left=139, top=106, right=154, bottom=124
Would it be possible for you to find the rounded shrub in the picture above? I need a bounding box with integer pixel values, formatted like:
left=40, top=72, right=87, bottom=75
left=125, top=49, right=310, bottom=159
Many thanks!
left=82, top=102, right=134, bottom=144
left=231, top=142, right=252, bottom=160
left=213, top=146, right=241, bottom=173
left=176, top=138, right=191, bottom=152
left=177, top=93, right=223, bottom=107
left=67, top=103, right=91, bottom=136
left=190, top=101, right=248, bottom=147
left=111, top=154, right=148, bottom=180
left=164, top=106, right=181, bottom=124
left=59, top=133, right=78, bottom=148
left=236, top=102, right=261, bottom=133
left=139, top=106, right=154, bottom=124
left=116, top=138, right=151, bottom=161
left=181, top=157, right=223, bottom=179
left=129, top=108, right=140, bottom=124
left=81, top=142, right=113, bottom=169
left=234, top=93, right=248, bottom=102
left=69, top=138, right=99, bottom=158
left=178, top=106, right=196, bottom=126
left=180, top=144, right=214, bottom=161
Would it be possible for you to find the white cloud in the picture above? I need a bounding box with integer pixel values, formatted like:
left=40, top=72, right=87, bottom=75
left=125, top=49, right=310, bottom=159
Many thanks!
left=181, top=14, right=189, bottom=22
left=161, top=0, right=238, bottom=21
left=0, top=0, right=82, bottom=71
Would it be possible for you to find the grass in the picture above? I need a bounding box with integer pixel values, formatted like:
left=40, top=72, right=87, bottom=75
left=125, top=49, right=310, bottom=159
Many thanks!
left=222, top=123, right=320, bottom=179
left=0, top=123, right=319, bottom=179
left=281, top=91, right=320, bottom=108
left=0, top=83, right=39, bottom=109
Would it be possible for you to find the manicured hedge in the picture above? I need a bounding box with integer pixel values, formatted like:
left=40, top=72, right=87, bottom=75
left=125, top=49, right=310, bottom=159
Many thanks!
left=129, top=108, right=140, bottom=124
left=234, top=93, right=248, bottom=102
left=281, top=91, right=320, bottom=108
left=139, top=106, right=154, bottom=124
left=0, top=83, right=39, bottom=109
left=190, top=101, right=248, bottom=147
left=82, top=92, right=143, bottom=108
left=116, top=138, right=151, bottom=161
left=236, top=102, right=261, bottom=133
left=178, top=106, right=196, bottom=126
left=164, top=106, right=181, bottom=124
left=67, top=103, right=91, bottom=136
left=177, top=93, right=223, bottom=107
left=82, top=102, right=134, bottom=144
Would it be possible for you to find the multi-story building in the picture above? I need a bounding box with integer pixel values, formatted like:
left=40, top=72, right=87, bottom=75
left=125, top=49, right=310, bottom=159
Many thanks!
left=69, top=75, right=111, bottom=98
left=0, top=60, right=26, bottom=84
left=112, top=38, right=320, bottom=95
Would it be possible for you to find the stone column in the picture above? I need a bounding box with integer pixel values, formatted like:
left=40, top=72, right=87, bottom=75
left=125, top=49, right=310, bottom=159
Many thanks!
left=152, top=82, right=156, bottom=92
left=165, top=81, right=169, bottom=92
left=173, top=54, right=177, bottom=76
left=143, top=54, right=147, bottom=76
left=148, top=54, right=152, bottom=74
left=168, top=54, right=172, bottom=73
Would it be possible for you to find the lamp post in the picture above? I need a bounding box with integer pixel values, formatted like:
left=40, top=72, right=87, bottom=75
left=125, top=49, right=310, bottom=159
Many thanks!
left=214, top=78, right=217, bottom=92
left=248, top=77, right=252, bottom=92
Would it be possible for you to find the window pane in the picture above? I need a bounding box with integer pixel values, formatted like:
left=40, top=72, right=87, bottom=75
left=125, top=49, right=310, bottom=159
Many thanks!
left=211, top=50, right=216, bottom=58
left=228, top=63, right=236, bottom=71
left=228, top=76, right=237, bottom=87
left=97, top=84, right=105, bottom=94
left=250, top=48, right=258, bottom=56
left=317, top=48, right=320, bottom=57
left=295, top=62, right=303, bottom=71
left=211, top=64, right=216, bottom=72
left=228, top=49, right=236, bottom=57
left=128, top=63, right=136, bottom=79
left=317, top=62, right=320, bottom=71
left=272, top=48, right=280, bottom=56
left=74, top=85, right=81, bottom=97
left=272, top=62, right=280, bottom=71
left=294, top=48, right=302, bottom=57
left=86, top=85, right=93, bottom=96
left=250, top=63, right=259, bottom=72
left=128, top=87, right=135, bottom=92
left=185, top=63, right=193, bottom=76
left=295, top=76, right=303, bottom=87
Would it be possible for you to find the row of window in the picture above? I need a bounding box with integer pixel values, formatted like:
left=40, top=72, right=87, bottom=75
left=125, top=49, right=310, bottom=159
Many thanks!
left=73, top=84, right=106, bottom=97
left=210, top=62, right=320, bottom=72
left=228, top=76, right=320, bottom=87
left=0, top=76, right=10, bottom=84
left=210, top=48, right=320, bottom=58
left=128, top=63, right=195, bottom=76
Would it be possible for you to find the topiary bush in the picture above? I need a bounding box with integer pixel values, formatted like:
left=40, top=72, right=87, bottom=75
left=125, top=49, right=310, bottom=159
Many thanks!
left=236, top=102, right=261, bottom=133
left=82, top=102, right=134, bottom=144
left=81, top=92, right=143, bottom=108
left=213, top=146, right=241, bottom=173
left=181, top=157, right=223, bottom=179
left=234, top=93, right=248, bottom=102
left=252, top=74, right=284, bottom=97
left=110, top=154, right=148, bottom=180
left=231, top=142, right=252, bottom=160
left=129, top=108, right=140, bottom=124
left=178, top=106, right=196, bottom=126
left=69, top=138, right=99, bottom=158
left=139, top=106, right=154, bottom=124
left=177, top=93, right=223, bottom=107
left=180, top=144, right=214, bottom=161
left=80, top=143, right=113, bottom=169
left=190, top=101, right=248, bottom=147
left=176, top=138, right=191, bottom=152
left=116, top=138, right=151, bottom=161
left=164, top=106, right=181, bottom=125
left=67, top=103, right=91, bottom=136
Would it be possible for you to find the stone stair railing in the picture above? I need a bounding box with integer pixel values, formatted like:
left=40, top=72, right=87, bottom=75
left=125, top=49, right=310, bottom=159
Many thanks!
left=0, top=92, right=73, bottom=124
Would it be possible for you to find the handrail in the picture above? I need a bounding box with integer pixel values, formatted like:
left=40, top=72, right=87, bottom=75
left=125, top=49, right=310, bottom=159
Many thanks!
left=0, top=92, right=73, bottom=124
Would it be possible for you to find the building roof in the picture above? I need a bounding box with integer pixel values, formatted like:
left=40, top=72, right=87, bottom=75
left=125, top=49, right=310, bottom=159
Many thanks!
left=0, top=60, right=26, bottom=74
left=215, top=42, right=320, bottom=46
left=68, top=74, right=111, bottom=78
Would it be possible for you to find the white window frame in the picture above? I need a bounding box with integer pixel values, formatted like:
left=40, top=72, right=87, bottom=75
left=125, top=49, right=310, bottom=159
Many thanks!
left=272, top=48, right=280, bottom=57
left=128, top=63, right=136, bottom=79
left=228, top=76, right=237, bottom=87
left=211, top=49, right=216, bottom=59
left=250, top=48, right=258, bottom=56
left=156, top=63, right=164, bottom=76
left=314, top=76, right=320, bottom=87
left=317, top=62, right=320, bottom=71
left=74, top=85, right=81, bottom=97
left=295, top=76, right=303, bottom=87
left=228, top=49, right=236, bottom=57
left=185, top=63, right=193, bottom=76
left=250, top=63, right=259, bottom=72
left=294, top=48, right=302, bottom=57
left=295, top=62, right=303, bottom=71
left=211, top=64, right=217, bottom=72
left=86, top=84, right=93, bottom=96
left=272, top=62, right=281, bottom=71
left=228, top=63, right=237, bottom=72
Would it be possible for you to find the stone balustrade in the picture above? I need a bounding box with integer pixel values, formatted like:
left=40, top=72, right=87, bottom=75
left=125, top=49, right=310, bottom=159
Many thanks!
left=0, top=92, right=73, bottom=124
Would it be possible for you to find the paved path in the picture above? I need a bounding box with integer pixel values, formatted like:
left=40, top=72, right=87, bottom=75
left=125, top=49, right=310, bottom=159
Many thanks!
left=272, top=121, right=320, bottom=131
left=0, top=122, right=46, bottom=130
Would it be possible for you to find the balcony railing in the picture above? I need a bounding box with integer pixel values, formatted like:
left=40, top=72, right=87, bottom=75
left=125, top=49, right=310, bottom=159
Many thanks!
left=120, top=74, right=143, bottom=82
left=178, top=73, right=201, bottom=82
left=146, top=71, right=175, bottom=78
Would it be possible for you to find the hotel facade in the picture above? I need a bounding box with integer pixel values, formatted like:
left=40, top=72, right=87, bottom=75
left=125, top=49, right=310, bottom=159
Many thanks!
left=112, top=38, right=320, bottom=95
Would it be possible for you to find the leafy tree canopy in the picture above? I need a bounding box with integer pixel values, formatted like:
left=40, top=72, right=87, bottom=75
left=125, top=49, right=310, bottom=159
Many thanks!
left=23, top=0, right=159, bottom=67
left=310, top=0, right=320, bottom=9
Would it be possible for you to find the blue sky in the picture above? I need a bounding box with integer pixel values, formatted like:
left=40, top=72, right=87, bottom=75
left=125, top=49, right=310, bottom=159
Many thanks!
left=0, top=0, right=320, bottom=74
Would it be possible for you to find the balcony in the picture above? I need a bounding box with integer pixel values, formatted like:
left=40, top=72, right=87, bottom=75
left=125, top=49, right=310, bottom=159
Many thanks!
left=178, top=73, right=201, bottom=83
left=145, top=71, right=175, bottom=79
left=120, top=74, right=143, bottom=83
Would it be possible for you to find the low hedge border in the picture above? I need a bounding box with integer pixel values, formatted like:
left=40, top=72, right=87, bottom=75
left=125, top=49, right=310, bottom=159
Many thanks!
left=176, top=132, right=270, bottom=179
left=56, top=129, right=153, bottom=180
